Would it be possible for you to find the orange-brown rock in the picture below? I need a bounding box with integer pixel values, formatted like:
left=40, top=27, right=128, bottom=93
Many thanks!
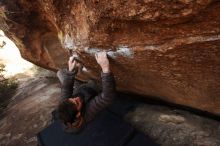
left=1, top=0, right=220, bottom=115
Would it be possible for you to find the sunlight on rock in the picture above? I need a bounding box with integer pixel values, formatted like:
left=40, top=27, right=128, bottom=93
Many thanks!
left=0, top=30, right=34, bottom=77
left=158, top=114, right=185, bottom=124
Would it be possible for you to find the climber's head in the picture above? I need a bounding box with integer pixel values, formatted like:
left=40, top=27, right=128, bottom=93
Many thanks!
left=58, top=96, right=84, bottom=132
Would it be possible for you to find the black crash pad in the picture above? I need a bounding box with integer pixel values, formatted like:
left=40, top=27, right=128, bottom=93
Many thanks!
left=37, top=110, right=157, bottom=146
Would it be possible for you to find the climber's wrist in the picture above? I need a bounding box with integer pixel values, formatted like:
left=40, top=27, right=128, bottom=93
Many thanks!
left=102, top=66, right=110, bottom=73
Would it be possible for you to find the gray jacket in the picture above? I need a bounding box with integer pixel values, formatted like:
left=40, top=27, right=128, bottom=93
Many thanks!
left=57, top=69, right=116, bottom=123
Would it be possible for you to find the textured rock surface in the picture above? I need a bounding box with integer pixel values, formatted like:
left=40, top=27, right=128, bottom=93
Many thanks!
left=0, top=75, right=219, bottom=146
left=124, top=103, right=220, bottom=146
left=1, top=0, right=220, bottom=114
left=0, top=74, right=60, bottom=146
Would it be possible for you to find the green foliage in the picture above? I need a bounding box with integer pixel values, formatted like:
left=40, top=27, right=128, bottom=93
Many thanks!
left=0, top=64, right=18, bottom=116
left=0, top=63, right=5, bottom=72
left=0, top=77, right=18, bottom=95
left=0, top=41, right=6, bottom=49
left=0, top=63, right=18, bottom=104
left=0, top=64, right=5, bottom=80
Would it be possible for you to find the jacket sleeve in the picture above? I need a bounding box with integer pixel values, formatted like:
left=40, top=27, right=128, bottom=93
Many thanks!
left=57, top=69, right=77, bottom=99
left=86, top=72, right=116, bottom=122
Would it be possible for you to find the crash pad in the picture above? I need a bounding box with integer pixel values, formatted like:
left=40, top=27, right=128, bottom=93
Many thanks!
left=37, top=110, right=157, bottom=146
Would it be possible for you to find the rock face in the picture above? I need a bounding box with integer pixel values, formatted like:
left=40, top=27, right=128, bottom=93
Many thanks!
left=0, top=73, right=60, bottom=146
left=1, top=0, right=220, bottom=115
left=0, top=75, right=219, bottom=146
left=124, top=103, right=220, bottom=146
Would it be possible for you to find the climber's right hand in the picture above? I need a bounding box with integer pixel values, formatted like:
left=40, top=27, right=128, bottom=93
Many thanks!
left=95, top=51, right=110, bottom=73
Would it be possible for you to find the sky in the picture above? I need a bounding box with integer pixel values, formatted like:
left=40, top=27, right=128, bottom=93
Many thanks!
left=0, top=30, right=34, bottom=77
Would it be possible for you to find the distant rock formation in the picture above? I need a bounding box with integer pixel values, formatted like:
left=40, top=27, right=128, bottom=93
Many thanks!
left=1, top=0, right=220, bottom=115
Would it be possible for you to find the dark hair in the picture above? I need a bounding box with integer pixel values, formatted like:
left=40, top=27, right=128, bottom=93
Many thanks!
left=58, top=99, right=78, bottom=125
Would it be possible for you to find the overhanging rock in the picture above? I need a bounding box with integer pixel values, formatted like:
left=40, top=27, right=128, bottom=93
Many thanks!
left=1, top=0, right=220, bottom=115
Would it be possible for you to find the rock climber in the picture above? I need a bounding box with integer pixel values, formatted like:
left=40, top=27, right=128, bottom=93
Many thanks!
left=56, top=51, right=116, bottom=133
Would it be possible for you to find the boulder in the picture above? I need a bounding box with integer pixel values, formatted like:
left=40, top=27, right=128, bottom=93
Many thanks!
left=1, top=0, right=220, bottom=114
left=0, top=75, right=219, bottom=146
left=124, top=102, right=220, bottom=146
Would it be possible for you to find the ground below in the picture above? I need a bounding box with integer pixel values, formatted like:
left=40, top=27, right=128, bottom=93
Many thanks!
left=0, top=71, right=219, bottom=146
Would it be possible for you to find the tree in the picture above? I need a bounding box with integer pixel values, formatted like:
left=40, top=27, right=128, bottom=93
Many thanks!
left=0, top=63, right=18, bottom=112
